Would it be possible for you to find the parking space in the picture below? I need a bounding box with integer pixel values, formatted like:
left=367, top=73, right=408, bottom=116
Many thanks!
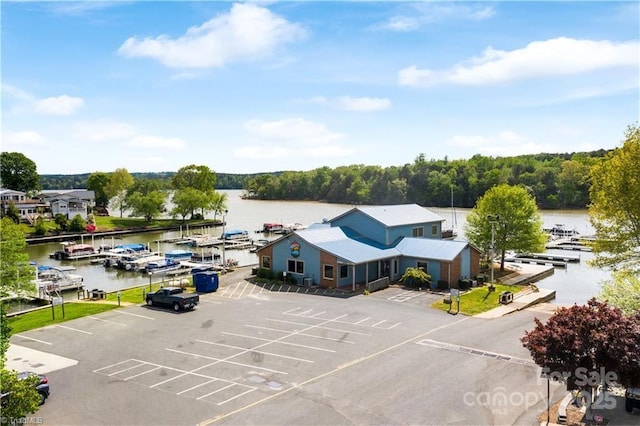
left=89, top=304, right=402, bottom=410
left=17, top=279, right=559, bottom=426
left=371, top=286, right=442, bottom=306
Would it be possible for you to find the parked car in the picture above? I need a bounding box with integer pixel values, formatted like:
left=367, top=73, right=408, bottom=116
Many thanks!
left=1, top=372, right=50, bottom=406
left=145, top=287, right=199, bottom=311
left=626, top=387, right=640, bottom=413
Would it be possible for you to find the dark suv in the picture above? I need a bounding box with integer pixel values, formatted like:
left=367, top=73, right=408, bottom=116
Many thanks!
left=626, top=387, right=640, bottom=413
left=17, top=372, right=50, bottom=405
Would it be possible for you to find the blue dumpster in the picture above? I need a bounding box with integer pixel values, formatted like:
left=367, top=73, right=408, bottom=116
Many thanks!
left=194, top=271, right=219, bottom=293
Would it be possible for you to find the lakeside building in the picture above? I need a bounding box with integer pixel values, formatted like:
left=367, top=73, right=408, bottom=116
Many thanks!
left=256, top=204, right=480, bottom=291
left=0, top=188, right=94, bottom=223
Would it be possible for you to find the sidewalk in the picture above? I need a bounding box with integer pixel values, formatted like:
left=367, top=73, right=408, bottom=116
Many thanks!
left=475, top=287, right=556, bottom=318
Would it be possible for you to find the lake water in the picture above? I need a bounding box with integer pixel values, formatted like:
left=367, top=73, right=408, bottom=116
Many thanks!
left=25, top=190, right=608, bottom=305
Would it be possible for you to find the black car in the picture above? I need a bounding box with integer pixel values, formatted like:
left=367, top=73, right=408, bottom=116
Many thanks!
left=17, top=371, right=50, bottom=405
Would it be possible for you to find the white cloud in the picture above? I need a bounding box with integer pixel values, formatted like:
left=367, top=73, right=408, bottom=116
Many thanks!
left=447, top=131, right=559, bottom=157
left=34, top=95, right=84, bottom=115
left=74, top=120, right=138, bottom=141
left=381, top=3, right=494, bottom=31
left=1, top=83, right=35, bottom=102
left=336, top=96, right=391, bottom=112
left=118, top=3, right=306, bottom=69
left=237, top=117, right=352, bottom=160
left=399, top=38, right=640, bottom=87
left=297, top=95, right=391, bottom=112
left=4, top=130, right=46, bottom=146
left=127, top=135, right=186, bottom=150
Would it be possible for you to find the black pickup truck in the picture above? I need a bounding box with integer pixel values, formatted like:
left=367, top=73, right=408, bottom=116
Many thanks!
left=145, top=287, right=199, bottom=311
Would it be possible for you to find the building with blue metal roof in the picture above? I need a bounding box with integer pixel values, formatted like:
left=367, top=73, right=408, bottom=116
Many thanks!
left=256, top=204, right=480, bottom=291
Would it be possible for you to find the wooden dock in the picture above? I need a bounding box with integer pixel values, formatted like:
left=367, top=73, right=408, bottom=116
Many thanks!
left=505, top=257, right=567, bottom=268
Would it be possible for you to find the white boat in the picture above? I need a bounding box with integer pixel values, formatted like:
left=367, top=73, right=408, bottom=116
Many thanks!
left=164, top=249, right=194, bottom=260
left=144, top=258, right=182, bottom=274
left=35, top=265, right=84, bottom=295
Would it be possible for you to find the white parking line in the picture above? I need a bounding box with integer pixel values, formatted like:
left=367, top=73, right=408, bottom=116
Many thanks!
left=199, top=299, right=222, bottom=304
left=14, top=334, right=53, bottom=345
left=269, top=318, right=372, bottom=336
left=108, top=362, right=146, bottom=376
left=114, top=310, right=155, bottom=320
left=244, top=324, right=355, bottom=345
left=177, top=379, right=218, bottom=395
left=196, top=339, right=314, bottom=363
left=88, top=316, right=127, bottom=326
left=166, top=348, right=288, bottom=375
left=56, top=324, right=93, bottom=335
left=94, top=359, right=133, bottom=373
left=217, top=387, right=257, bottom=406
left=354, top=317, right=370, bottom=325
left=123, top=366, right=161, bottom=380
left=371, top=320, right=386, bottom=327
left=221, top=332, right=336, bottom=353
left=197, top=383, right=235, bottom=400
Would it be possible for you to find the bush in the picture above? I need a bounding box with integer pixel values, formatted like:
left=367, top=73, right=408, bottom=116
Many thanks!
left=68, top=215, right=86, bottom=232
left=33, top=218, right=47, bottom=235
left=54, top=214, right=68, bottom=231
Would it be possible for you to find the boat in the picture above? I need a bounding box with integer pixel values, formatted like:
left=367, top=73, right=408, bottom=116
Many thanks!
left=115, top=253, right=165, bottom=272
left=222, top=229, right=250, bottom=240
left=35, top=265, right=84, bottom=295
left=545, top=224, right=579, bottom=238
left=261, top=223, right=284, bottom=233
left=50, top=243, right=96, bottom=260
left=250, top=239, right=269, bottom=253
left=274, top=223, right=306, bottom=234
left=144, top=258, right=182, bottom=274
left=164, top=249, right=194, bottom=260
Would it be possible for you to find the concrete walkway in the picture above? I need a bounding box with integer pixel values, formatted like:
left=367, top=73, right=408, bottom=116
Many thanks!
left=475, top=287, right=556, bottom=318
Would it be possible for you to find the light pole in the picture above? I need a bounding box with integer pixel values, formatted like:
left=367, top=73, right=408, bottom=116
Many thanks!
left=222, top=209, right=228, bottom=271
left=487, top=214, right=500, bottom=288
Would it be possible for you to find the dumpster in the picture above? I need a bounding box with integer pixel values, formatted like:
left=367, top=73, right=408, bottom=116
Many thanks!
left=499, top=291, right=513, bottom=305
left=194, top=271, right=219, bottom=293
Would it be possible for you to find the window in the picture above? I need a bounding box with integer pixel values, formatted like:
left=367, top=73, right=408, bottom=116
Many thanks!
left=323, top=264, right=334, bottom=280
left=431, top=225, right=438, bottom=235
left=261, top=256, right=271, bottom=269
left=412, top=227, right=424, bottom=237
left=287, top=259, right=304, bottom=274
left=393, top=259, right=399, bottom=275
left=417, top=261, right=428, bottom=273
left=340, top=265, right=348, bottom=279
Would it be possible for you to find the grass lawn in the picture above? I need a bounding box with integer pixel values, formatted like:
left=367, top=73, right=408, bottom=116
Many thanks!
left=105, top=282, right=196, bottom=304
left=431, top=284, right=523, bottom=316
left=7, top=302, right=120, bottom=334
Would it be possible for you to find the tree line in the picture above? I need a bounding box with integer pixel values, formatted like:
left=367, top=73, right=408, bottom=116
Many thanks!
left=243, top=151, right=607, bottom=209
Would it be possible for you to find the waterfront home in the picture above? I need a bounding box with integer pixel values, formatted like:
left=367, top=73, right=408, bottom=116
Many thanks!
left=256, top=204, right=481, bottom=290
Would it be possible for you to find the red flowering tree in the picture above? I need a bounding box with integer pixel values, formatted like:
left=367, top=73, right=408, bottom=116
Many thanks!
left=521, top=299, right=640, bottom=418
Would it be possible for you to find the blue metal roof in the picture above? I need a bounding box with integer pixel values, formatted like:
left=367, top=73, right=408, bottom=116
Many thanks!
left=395, top=238, right=468, bottom=261
left=296, top=227, right=400, bottom=264
left=332, top=204, right=445, bottom=227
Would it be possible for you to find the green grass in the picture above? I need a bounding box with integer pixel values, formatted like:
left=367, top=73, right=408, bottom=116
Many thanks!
left=7, top=302, right=120, bottom=334
left=105, top=282, right=196, bottom=304
left=431, top=284, right=523, bottom=316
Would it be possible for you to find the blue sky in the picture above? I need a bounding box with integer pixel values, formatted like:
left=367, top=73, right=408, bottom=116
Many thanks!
left=2, top=1, right=638, bottom=175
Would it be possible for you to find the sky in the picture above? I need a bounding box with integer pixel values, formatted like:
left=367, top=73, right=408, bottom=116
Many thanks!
left=1, top=1, right=639, bottom=175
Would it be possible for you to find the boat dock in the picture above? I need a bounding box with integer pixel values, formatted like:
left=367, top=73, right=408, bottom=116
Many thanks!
left=504, top=256, right=568, bottom=268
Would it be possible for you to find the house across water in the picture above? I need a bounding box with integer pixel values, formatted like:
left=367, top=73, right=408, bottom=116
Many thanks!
left=255, top=204, right=481, bottom=291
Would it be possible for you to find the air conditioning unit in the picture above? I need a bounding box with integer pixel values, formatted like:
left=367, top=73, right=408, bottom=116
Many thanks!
left=303, top=277, right=313, bottom=287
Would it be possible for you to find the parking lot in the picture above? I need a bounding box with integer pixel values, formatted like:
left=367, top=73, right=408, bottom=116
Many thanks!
left=10, top=278, right=636, bottom=425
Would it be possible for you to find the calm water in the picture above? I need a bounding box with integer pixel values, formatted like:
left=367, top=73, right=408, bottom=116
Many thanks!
left=25, top=190, right=608, bottom=305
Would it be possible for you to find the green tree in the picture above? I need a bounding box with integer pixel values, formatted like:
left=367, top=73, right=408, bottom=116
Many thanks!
left=171, top=188, right=205, bottom=220
left=0, top=152, right=40, bottom=193
left=126, top=191, right=166, bottom=222
left=210, top=191, right=228, bottom=221
left=465, top=184, right=546, bottom=271
left=87, top=172, right=111, bottom=208
left=0, top=369, right=41, bottom=423
left=599, top=270, right=640, bottom=315
left=68, top=215, right=86, bottom=232
left=4, top=202, right=21, bottom=223
left=589, top=124, right=640, bottom=272
left=105, top=168, right=134, bottom=218
left=0, top=217, right=35, bottom=299
left=54, top=213, right=68, bottom=231
left=172, top=164, right=217, bottom=192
